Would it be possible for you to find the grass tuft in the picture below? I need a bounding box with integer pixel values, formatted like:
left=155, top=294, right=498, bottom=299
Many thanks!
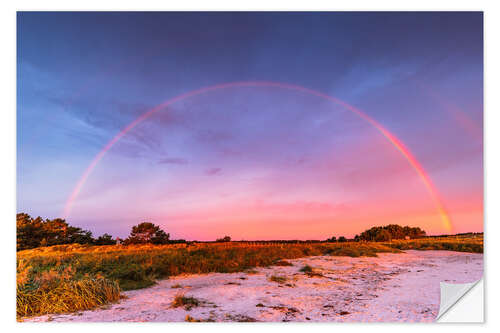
left=273, top=260, right=293, bottom=266
left=268, top=275, right=287, bottom=284
left=171, top=294, right=201, bottom=310
left=299, top=265, right=313, bottom=273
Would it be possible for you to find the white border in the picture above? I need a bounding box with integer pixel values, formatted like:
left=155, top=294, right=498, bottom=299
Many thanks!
left=2, top=1, right=499, bottom=332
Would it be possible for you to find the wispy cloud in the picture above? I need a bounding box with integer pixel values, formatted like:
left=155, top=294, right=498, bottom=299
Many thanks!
left=158, top=157, right=189, bottom=165
left=205, top=167, right=222, bottom=175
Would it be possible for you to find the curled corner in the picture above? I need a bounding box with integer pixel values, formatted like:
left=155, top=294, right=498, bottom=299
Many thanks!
left=436, top=279, right=482, bottom=321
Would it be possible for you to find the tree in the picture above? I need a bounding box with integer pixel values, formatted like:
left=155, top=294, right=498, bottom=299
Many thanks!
left=123, top=222, right=170, bottom=245
left=16, top=213, right=97, bottom=250
left=95, top=233, right=117, bottom=245
left=359, top=224, right=427, bottom=242
left=338, top=236, right=347, bottom=243
left=375, top=229, right=392, bottom=242
left=326, top=236, right=337, bottom=242
left=216, top=236, right=231, bottom=242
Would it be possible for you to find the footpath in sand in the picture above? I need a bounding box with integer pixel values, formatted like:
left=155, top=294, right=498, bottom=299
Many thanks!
left=25, top=250, right=483, bottom=322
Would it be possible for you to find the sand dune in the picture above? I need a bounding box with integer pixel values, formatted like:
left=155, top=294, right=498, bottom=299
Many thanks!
left=25, top=250, right=483, bottom=322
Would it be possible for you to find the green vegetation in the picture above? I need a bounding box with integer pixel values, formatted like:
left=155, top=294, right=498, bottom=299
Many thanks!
left=16, top=213, right=187, bottom=251
left=298, top=264, right=323, bottom=277
left=326, top=224, right=428, bottom=243
left=358, top=224, right=426, bottom=241
left=216, top=236, right=231, bottom=242
left=122, top=222, right=170, bottom=245
left=385, top=237, right=483, bottom=253
left=299, top=265, right=313, bottom=273
left=16, top=213, right=103, bottom=251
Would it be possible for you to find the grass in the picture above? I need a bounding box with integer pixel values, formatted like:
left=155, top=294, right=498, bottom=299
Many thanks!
left=171, top=294, right=201, bottom=310
left=185, top=315, right=215, bottom=322
left=299, top=265, right=313, bottom=273
left=268, top=275, right=287, bottom=284
left=383, top=237, right=483, bottom=253
left=17, top=277, right=120, bottom=318
left=273, top=260, right=293, bottom=266
left=17, top=236, right=482, bottom=319
left=299, top=264, right=323, bottom=277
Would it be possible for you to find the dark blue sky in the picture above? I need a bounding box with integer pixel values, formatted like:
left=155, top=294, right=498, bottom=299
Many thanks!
left=17, top=12, right=483, bottom=239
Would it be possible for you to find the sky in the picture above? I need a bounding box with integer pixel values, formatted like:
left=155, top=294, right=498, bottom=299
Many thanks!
left=17, top=12, right=483, bottom=240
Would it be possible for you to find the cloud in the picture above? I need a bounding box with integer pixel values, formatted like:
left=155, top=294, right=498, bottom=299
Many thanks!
left=205, top=167, right=222, bottom=175
left=158, top=157, right=189, bottom=165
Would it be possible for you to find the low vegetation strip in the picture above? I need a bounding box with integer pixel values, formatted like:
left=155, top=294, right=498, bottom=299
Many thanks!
left=384, top=238, right=483, bottom=253
left=17, top=237, right=482, bottom=319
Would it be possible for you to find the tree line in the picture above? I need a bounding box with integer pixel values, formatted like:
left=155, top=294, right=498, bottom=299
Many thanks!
left=16, top=213, right=185, bottom=251
left=17, top=213, right=427, bottom=251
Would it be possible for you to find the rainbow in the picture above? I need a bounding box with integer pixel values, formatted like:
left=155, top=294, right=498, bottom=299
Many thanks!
left=62, top=81, right=453, bottom=232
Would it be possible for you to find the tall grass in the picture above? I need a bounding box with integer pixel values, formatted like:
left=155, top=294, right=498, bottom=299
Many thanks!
left=17, top=277, right=120, bottom=318
left=17, top=237, right=482, bottom=319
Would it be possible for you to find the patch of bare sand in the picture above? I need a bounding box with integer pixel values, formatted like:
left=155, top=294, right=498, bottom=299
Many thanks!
left=25, top=250, right=483, bottom=322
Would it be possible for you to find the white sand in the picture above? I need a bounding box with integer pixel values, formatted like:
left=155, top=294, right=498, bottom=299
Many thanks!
left=25, top=250, right=483, bottom=322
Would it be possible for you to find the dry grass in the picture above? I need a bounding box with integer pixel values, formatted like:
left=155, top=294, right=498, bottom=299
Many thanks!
left=383, top=236, right=483, bottom=253
left=171, top=294, right=201, bottom=310
left=268, top=275, right=287, bottom=284
left=17, top=277, right=120, bottom=318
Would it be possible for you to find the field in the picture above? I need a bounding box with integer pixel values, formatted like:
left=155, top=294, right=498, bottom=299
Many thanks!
left=17, top=236, right=483, bottom=319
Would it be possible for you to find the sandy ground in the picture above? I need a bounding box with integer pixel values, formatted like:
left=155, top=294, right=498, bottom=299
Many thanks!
left=25, top=250, right=483, bottom=323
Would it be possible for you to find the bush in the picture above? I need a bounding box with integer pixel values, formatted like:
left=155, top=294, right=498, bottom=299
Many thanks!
left=268, top=275, right=287, bottom=284
left=172, top=294, right=200, bottom=310
left=299, top=265, right=313, bottom=273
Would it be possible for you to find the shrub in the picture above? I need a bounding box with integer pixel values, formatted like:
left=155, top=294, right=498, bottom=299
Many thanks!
left=268, top=275, right=287, bottom=284
left=216, top=236, right=231, bottom=242
left=299, top=265, right=313, bottom=273
left=172, top=294, right=200, bottom=310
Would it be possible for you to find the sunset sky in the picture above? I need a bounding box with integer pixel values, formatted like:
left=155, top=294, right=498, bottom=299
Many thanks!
left=17, top=12, right=483, bottom=240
